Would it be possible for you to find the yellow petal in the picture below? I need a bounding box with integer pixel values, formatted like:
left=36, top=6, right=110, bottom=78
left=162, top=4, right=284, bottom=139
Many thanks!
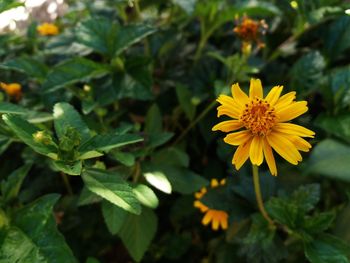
left=249, top=136, right=264, bottom=166
left=273, top=123, right=315, bottom=138
left=266, top=132, right=302, bottom=165
left=231, top=83, right=249, bottom=107
left=202, top=211, right=213, bottom=225
left=277, top=101, right=308, bottom=122
left=211, top=179, right=219, bottom=188
left=265, top=85, right=283, bottom=106
left=232, top=137, right=253, bottom=170
left=212, top=120, right=243, bottom=132
left=263, top=138, right=277, bottom=176
left=274, top=91, right=296, bottom=110
left=217, top=105, right=240, bottom=119
left=249, top=78, right=263, bottom=98
left=224, top=130, right=251, bottom=146
left=289, top=135, right=312, bottom=152
left=212, top=216, right=219, bottom=231
left=220, top=215, right=228, bottom=230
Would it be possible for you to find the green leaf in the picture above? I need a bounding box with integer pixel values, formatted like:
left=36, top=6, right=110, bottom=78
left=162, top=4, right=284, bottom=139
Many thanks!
left=2, top=114, right=58, bottom=158
left=82, top=168, right=141, bottom=214
left=119, top=208, right=157, bottom=262
left=86, top=257, right=100, bottom=263
left=0, top=0, right=23, bottom=13
left=290, top=51, right=326, bottom=94
left=324, top=16, right=350, bottom=60
left=145, top=104, right=162, bottom=134
left=133, top=184, right=159, bottom=209
left=304, top=234, right=350, bottom=263
left=176, top=84, right=196, bottom=120
left=152, top=147, right=189, bottom=167
left=267, top=198, right=302, bottom=229
left=0, top=135, right=11, bottom=156
left=0, top=56, right=48, bottom=79
left=43, top=58, right=109, bottom=93
left=292, top=184, right=320, bottom=212
left=0, top=194, right=77, bottom=263
left=143, top=171, right=172, bottom=194
left=1, top=164, right=31, bottom=203
left=77, top=187, right=102, bottom=206
left=101, top=200, right=127, bottom=235
left=78, top=134, right=143, bottom=153
left=0, top=102, right=27, bottom=115
left=173, top=0, right=196, bottom=14
left=76, top=17, right=156, bottom=57
left=316, top=114, right=350, bottom=142
left=147, top=132, right=174, bottom=148
left=53, top=102, right=91, bottom=143
left=111, top=151, right=135, bottom=166
left=303, top=212, right=336, bottom=234
left=307, top=139, right=350, bottom=182
left=236, top=2, right=281, bottom=16
left=51, top=160, right=82, bottom=176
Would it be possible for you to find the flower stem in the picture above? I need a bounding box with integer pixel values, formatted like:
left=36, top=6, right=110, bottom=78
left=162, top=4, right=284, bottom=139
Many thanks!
left=252, top=165, right=274, bottom=226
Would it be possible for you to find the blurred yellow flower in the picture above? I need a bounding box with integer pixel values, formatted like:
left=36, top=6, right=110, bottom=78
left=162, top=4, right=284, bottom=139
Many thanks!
left=233, top=16, right=267, bottom=52
left=194, top=179, right=228, bottom=231
left=212, top=78, right=315, bottom=176
left=0, top=82, right=22, bottom=100
left=37, top=23, right=59, bottom=36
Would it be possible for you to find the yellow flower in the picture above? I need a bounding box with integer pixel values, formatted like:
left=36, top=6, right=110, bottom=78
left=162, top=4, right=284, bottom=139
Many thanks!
left=212, top=79, right=315, bottom=176
left=37, top=23, right=59, bottom=36
left=194, top=179, right=228, bottom=231
left=0, top=82, right=22, bottom=100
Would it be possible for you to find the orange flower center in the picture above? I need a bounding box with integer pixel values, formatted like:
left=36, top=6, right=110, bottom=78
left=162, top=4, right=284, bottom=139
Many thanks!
left=240, top=98, right=277, bottom=136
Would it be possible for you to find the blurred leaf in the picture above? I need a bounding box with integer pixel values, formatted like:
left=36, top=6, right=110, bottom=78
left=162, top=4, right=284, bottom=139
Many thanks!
left=316, top=114, right=350, bottom=142
left=307, top=139, right=350, bottom=182
left=77, top=187, right=102, bottom=206
left=133, top=184, right=159, bottom=209
left=173, top=0, right=196, bottom=14
left=147, top=132, right=174, bottom=148
left=0, top=0, right=23, bottom=13
left=0, top=56, right=48, bottom=80
left=152, top=147, right=189, bottom=167
left=291, top=184, right=320, bottom=212
left=145, top=104, right=162, bottom=134
left=119, top=208, right=157, bottom=262
left=86, top=257, right=100, bottom=263
left=82, top=168, right=141, bottom=214
left=324, top=16, right=350, bottom=60
left=143, top=171, right=172, bottom=194
left=101, top=200, right=127, bottom=235
left=76, top=17, right=156, bottom=57
left=0, top=135, right=11, bottom=156
left=329, top=66, right=350, bottom=109
left=236, top=1, right=281, bottom=16
left=290, top=51, right=326, bottom=94
left=0, top=102, right=27, bottom=115
left=1, top=164, right=31, bottom=203
left=53, top=102, right=91, bottom=143
left=43, top=58, right=109, bottom=93
left=0, top=194, right=77, bottom=262
left=51, top=160, right=82, bottom=176
left=303, top=212, right=336, bottom=234
left=176, top=84, right=196, bottom=120
left=2, top=114, right=58, bottom=158
left=111, top=151, right=135, bottom=166
left=304, top=234, right=350, bottom=263
left=79, top=134, right=143, bottom=153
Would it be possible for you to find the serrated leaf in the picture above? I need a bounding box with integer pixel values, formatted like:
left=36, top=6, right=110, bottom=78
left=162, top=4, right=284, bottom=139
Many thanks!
left=119, top=208, right=157, bottom=262
left=0, top=56, right=48, bottom=79
left=76, top=17, right=156, bottom=57
left=53, top=102, right=91, bottom=143
left=82, top=168, right=141, bottom=214
left=43, top=58, right=109, bottom=93
left=1, top=164, right=31, bottom=203
left=101, top=200, right=127, bottom=235
left=78, top=134, right=143, bottom=153
left=304, top=234, right=350, bottom=263
left=324, top=16, right=350, bottom=60
left=2, top=114, right=58, bottom=158
left=292, top=184, right=320, bottom=212
left=0, top=194, right=77, bottom=263
left=303, top=212, right=335, bottom=234
left=133, top=184, right=159, bottom=209
left=307, top=139, right=350, bottom=182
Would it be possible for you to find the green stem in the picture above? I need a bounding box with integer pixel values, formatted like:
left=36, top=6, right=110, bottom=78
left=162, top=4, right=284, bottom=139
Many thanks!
left=173, top=100, right=217, bottom=145
left=252, top=165, right=274, bottom=226
left=61, top=172, right=73, bottom=195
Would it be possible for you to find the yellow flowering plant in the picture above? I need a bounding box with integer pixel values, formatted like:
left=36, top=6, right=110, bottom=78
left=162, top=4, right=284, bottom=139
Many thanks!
left=37, top=22, right=59, bottom=36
